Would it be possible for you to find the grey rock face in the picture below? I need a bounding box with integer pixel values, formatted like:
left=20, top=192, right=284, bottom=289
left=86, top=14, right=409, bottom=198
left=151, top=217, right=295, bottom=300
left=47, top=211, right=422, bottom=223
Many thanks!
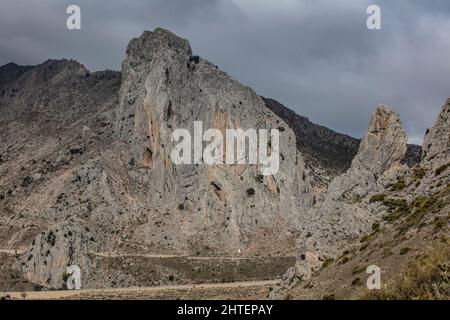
left=0, top=58, right=121, bottom=289
left=111, top=28, right=315, bottom=256
left=413, top=98, right=450, bottom=196
left=262, top=97, right=360, bottom=177
left=294, top=105, right=408, bottom=278
left=353, top=105, right=407, bottom=178
left=18, top=224, right=100, bottom=289
left=423, top=99, right=450, bottom=165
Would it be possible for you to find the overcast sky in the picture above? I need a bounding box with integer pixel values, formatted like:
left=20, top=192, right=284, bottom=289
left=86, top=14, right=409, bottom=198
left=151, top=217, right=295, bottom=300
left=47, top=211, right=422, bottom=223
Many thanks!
left=1, top=0, right=449, bottom=144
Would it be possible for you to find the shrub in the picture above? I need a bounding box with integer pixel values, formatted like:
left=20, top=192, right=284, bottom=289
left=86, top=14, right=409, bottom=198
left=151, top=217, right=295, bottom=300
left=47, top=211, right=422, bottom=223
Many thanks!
left=360, top=243, right=369, bottom=252
left=246, top=188, right=255, bottom=196
left=321, top=258, right=334, bottom=269
left=390, top=178, right=407, bottom=192
left=341, top=256, right=350, bottom=264
left=62, top=272, right=70, bottom=287
left=371, top=222, right=380, bottom=233
left=33, top=284, right=43, bottom=291
left=412, top=167, right=427, bottom=181
left=410, top=196, right=434, bottom=209
left=434, top=220, right=445, bottom=231
left=21, top=176, right=32, bottom=188
left=399, top=247, right=410, bottom=255
left=255, top=175, right=264, bottom=183
left=352, top=278, right=362, bottom=286
left=435, top=163, right=450, bottom=176
left=46, top=232, right=56, bottom=246
left=382, top=198, right=409, bottom=223
left=189, top=55, right=200, bottom=64
left=360, top=235, right=370, bottom=243
left=370, top=194, right=386, bottom=203
left=352, top=266, right=365, bottom=275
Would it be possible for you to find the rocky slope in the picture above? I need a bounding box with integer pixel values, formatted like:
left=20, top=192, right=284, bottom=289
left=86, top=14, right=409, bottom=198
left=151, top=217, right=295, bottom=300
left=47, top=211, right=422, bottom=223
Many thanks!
left=0, top=28, right=444, bottom=297
left=272, top=100, right=449, bottom=299
left=1, top=29, right=315, bottom=289
left=0, top=59, right=121, bottom=289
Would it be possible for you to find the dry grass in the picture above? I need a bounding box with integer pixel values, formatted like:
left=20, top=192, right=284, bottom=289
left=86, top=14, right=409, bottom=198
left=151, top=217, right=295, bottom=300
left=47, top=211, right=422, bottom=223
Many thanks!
left=361, top=240, right=450, bottom=300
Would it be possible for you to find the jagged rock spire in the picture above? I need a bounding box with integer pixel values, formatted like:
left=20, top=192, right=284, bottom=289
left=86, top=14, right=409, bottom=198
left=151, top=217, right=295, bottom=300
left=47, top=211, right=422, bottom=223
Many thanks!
left=327, top=104, right=408, bottom=200
left=294, top=104, right=408, bottom=281
left=352, top=104, right=407, bottom=177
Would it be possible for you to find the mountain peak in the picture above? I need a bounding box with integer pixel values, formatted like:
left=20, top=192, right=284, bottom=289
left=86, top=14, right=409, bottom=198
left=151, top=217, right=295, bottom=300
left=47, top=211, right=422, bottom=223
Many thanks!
left=124, top=28, right=192, bottom=68
left=353, top=104, right=407, bottom=176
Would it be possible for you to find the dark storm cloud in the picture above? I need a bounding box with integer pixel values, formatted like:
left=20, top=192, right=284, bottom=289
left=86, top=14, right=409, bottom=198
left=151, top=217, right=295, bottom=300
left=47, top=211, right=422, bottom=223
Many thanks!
left=1, top=0, right=449, bottom=144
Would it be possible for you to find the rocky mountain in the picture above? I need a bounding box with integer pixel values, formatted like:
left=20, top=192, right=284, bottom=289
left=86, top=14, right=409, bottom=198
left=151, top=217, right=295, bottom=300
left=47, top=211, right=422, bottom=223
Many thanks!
left=109, top=28, right=314, bottom=259
left=272, top=100, right=450, bottom=299
left=0, top=59, right=121, bottom=289
left=0, top=29, right=314, bottom=290
left=263, top=97, right=422, bottom=178
left=0, top=28, right=446, bottom=299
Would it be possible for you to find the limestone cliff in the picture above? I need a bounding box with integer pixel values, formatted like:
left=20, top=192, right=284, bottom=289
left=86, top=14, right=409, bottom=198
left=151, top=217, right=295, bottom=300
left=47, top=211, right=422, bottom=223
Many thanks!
left=109, top=28, right=315, bottom=256
left=290, top=105, right=409, bottom=281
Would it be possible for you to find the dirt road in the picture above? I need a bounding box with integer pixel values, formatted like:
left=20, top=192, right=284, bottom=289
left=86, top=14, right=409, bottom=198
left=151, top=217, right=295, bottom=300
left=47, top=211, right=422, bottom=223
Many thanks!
left=93, top=251, right=293, bottom=260
left=2, top=279, right=278, bottom=300
left=0, top=249, right=27, bottom=255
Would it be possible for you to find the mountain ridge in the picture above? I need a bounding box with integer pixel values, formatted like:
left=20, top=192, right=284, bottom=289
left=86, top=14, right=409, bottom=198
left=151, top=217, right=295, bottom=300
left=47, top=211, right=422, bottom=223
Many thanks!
left=0, top=29, right=447, bottom=299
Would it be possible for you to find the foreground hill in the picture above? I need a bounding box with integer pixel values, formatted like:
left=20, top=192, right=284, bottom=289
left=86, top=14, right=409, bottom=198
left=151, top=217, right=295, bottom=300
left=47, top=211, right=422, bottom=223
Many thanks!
left=272, top=100, right=450, bottom=300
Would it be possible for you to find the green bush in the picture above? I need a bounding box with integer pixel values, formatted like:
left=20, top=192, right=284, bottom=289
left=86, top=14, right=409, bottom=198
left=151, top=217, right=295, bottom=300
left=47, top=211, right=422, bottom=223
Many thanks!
left=382, top=198, right=409, bottom=222
left=370, top=194, right=386, bottom=203
left=352, top=278, right=362, bottom=286
left=399, top=247, right=410, bottom=255
left=435, top=163, right=450, bottom=176
left=21, top=176, right=32, bottom=188
left=390, top=178, right=407, bottom=192
left=321, top=258, right=334, bottom=269
left=412, top=167, right=427, bottom=180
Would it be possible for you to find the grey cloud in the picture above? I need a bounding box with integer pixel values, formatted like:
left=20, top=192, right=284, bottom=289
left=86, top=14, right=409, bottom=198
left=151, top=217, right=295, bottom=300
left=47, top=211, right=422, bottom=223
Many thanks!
left=0, top=0, right=449, bottom=144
